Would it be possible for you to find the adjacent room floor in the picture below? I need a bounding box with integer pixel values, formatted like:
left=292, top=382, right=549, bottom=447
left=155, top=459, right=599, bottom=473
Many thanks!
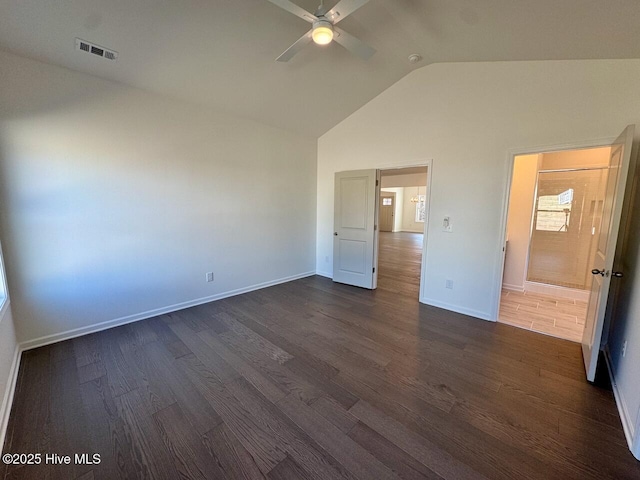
left=376, top=231, right=423, bottom=297
left=499, top=290, right=587, bottom=343
left=2, top=274, right=638, bottom=477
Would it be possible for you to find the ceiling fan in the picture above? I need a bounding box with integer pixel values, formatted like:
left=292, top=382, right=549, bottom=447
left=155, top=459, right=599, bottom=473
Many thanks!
left=266, top=0, right=376, bottom=62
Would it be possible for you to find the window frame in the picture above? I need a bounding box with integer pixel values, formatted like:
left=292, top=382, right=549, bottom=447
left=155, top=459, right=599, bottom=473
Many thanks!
left=535, top=193, right=572, bottom=232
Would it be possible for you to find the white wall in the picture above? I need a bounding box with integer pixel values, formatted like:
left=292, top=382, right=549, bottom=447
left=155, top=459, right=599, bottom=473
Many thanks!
left=0, top=50, right=317, bottom=344
left=503, top=154, right=538, bottom=290
left=540, top=146, right=610, bottom=170
left=381, top=186, right=427, bottom=233
left=381, top=172, right=428, bottom=233
left=380, top=173, right=427, bottom=188
left=316, top=59, right=640, bottom=322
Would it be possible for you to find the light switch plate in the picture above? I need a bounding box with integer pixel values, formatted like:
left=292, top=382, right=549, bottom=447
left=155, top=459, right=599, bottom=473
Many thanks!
left=443, top=216, right=453, bottom=232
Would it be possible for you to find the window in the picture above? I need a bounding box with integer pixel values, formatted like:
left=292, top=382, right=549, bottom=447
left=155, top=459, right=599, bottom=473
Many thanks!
left=415, top=195, right=426, bottom=223
left=382, top=197, right=393, bottom=206
left=535, top=192, right=572, bottom=231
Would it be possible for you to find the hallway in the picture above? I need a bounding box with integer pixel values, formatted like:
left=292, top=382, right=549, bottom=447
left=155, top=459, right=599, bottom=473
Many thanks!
left=377, top=232, right=423, bottom=298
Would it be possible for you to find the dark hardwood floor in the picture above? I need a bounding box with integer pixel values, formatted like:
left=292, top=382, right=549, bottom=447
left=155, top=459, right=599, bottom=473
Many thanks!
left=3, top=232, right=639, bottom=479
left=376, top=231, right=423, bottom=297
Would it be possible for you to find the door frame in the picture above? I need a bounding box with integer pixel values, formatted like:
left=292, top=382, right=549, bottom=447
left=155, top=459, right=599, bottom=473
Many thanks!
left=493, top=137, right=616, bottom=321
left=376, top=160, right=433, bottom=302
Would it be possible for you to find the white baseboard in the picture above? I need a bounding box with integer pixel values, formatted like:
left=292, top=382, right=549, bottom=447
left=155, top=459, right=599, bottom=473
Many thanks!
left=604, top=346, right=638, bottom=459
left=0, top=344, right=21, bottom=451
left=20, top=271, right=316, bottom=352
left=419, top=297, right=493, bottom=322
left=315, top=270, right=332, bottom=279
left=2, top=271, right=316, bottom=450
left=502, top=283, right=525, bottom=292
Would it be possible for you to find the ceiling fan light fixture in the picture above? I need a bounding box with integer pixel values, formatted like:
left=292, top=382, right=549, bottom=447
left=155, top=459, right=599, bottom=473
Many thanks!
left=312, top=19, right=334, bottom=45
left=270, top=0, right=375, bottom=61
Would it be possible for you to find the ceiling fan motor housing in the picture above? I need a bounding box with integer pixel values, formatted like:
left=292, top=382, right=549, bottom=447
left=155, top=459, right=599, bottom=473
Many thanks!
left=312, top=18, right=334, bottom=45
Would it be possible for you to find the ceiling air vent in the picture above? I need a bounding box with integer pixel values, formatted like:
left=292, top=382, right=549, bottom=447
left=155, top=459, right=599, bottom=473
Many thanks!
left=75, top=38, right=118, bottom=61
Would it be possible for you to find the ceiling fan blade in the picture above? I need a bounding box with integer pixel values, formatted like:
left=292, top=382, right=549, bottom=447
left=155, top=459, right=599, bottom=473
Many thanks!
left=333, top=27, right=376, bottom=60
left=327, top=0, right=370, bottom=24
left=266, top=0, right=317, bottom=23
left=276, top=30, right=313, bottom=62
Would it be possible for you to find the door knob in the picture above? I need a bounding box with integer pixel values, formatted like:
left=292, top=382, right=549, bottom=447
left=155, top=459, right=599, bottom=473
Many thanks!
left=591, top=269, right=605, bottom=276
left=334, top=232, right=338, bottom=236
left=612, top=271, right=624, bottom=278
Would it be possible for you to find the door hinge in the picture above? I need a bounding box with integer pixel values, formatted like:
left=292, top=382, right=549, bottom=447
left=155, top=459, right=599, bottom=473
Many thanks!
left=376, top=179, right=379, bottom=186
left=373, top=267, right=375, bottom=273
left=374, top=225, right=377, bottom=231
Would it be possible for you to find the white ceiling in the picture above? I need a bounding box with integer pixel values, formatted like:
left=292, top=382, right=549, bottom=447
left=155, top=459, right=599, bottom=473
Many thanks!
left=2, top=0, right=640, bottom=137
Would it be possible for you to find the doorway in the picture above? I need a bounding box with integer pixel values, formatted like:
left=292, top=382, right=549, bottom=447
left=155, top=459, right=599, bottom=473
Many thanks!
left=332, top=164, right=431, bottom=299
left=499, top=146, right=611, bottom=342
left=377, top=166, right=428, bottom=298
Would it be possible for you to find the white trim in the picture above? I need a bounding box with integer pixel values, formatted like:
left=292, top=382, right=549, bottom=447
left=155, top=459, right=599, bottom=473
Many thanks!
left=0, top=297, right=9, bottom=325
left=635, top=414, right=640, bottom=461
left=493, top=136, right=618, bottom=321
left=0, top=298, right=10, bottom=327
left=419, top=297, right=493, bottom=322
left=20, top=271, right=315, bottom=351
left=0, top=240, right=10, bottom=325
left=0, top=344, right=21, bottom=451
left=2, top=271, right=316, bottom=450
left=315, top=270, right=332, bottom=279
left=417, top=160, right=434, bottom=305
left=0, top=279, right=9, bottom=328
left=604, top=345, right=638, bottom=459
left=502, top=283, right=525, bottom=292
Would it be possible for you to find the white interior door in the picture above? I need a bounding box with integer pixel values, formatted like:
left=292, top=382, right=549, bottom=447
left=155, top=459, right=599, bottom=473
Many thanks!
left=582, top=125, right=635, bottom=381
left=333, top=169, right=378, bottom=289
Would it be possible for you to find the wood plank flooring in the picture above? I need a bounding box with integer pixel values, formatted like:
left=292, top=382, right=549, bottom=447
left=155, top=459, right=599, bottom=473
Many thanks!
left=499, top=289, right=587, bottom=342
left=2, top=233, right=639, bottom=479
left=376, top=232, right=423, bottom=298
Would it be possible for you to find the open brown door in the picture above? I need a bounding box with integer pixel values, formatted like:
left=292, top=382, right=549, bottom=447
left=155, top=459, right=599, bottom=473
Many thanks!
left=379, top=193, right=395, bottom=232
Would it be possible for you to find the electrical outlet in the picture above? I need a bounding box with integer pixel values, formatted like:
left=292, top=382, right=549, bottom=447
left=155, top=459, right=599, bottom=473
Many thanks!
left=445, top=279, right=454, bottom=289
left=622, top=340, right=628, bottom=357
left=206, top=272, right=214, bottom=283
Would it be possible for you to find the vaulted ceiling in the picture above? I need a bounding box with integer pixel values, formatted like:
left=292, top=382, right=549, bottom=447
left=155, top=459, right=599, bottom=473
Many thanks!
left=2, top=0, right=640, bottom=137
